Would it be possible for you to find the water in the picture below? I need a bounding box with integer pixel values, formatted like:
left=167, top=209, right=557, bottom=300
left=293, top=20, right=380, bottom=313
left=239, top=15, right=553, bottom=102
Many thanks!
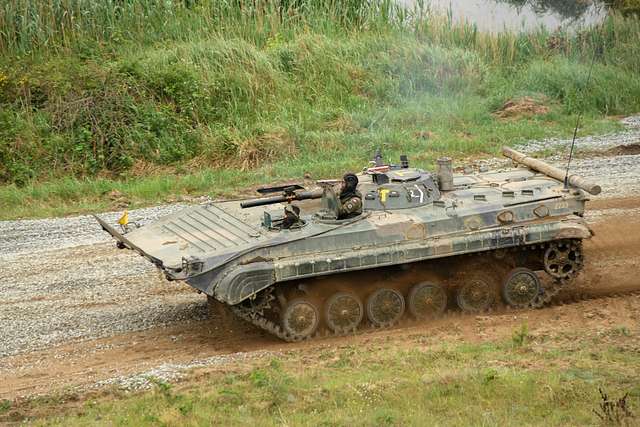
left=400, top=0, right=609, bottom=32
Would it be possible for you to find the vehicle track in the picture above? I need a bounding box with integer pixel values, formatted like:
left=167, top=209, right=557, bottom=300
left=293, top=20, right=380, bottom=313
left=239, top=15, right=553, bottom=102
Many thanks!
left=232, top=270, right=640, bottom=341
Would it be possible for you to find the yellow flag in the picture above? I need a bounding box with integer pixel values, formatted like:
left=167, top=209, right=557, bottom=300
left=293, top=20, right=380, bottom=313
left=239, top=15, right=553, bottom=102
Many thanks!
left=379, top=188, right=390, bottom=203
left=118, top=210, right=129, bottom=226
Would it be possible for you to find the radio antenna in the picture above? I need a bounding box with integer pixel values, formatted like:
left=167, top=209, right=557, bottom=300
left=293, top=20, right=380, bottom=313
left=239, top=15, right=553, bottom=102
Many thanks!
left=564, top=27, right=601, bottom=190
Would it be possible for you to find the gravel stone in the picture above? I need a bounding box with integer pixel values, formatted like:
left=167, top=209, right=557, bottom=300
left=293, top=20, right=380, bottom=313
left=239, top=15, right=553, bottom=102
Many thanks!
left=514, top=115, right=640, bottom=155
left=92, top=351, right=276, bottom=392
left=0, top=204, right=187, bottom=260
left=0, top=204, right=208, bottom=358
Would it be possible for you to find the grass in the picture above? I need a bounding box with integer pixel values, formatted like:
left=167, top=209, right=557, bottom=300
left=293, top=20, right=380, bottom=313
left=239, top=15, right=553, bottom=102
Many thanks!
left=8, top=325, right=638, bottom=426
left=0, top=102, right=621, bottom=220
left=1, top=2, right=640, bottom=219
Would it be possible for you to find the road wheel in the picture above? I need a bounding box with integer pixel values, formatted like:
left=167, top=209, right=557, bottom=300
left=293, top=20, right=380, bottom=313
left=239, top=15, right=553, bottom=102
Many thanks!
left=502, top=268, right=540, bottom=308
left=366, top=288, right=405, bottom=327
left=456, top=278, right=494, bottom=312
left=281, top=298, right=320, bottom=340
left=325, top=292, right=363, bottom=334
left=407, top=282, right=447, bottom=319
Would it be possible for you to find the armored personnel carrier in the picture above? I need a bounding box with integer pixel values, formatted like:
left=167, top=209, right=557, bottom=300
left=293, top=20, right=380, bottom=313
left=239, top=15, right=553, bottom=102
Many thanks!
left=95, top=147, right=599, bottom=341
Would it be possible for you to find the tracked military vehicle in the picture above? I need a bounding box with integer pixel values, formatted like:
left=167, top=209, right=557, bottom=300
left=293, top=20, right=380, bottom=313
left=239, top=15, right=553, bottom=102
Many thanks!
left=95, top=147, right=599, bottom=341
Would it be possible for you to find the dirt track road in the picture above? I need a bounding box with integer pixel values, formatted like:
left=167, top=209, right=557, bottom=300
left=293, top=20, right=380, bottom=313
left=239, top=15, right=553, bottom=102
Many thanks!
left=1, top=119, right=640, bottom=400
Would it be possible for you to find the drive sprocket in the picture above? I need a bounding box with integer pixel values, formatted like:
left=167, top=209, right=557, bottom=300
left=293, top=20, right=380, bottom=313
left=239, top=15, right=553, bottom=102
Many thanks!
left=544, top=240, right=583, bottom=280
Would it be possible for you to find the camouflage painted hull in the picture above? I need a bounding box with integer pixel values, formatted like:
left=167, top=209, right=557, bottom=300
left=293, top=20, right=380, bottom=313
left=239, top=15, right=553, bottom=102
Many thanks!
left=97, top=168, right=591, bottom=305
left=96, top=150, right=597, bottom=340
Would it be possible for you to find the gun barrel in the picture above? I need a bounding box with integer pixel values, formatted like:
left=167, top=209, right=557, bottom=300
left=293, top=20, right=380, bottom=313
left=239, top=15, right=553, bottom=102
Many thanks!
left=502, top=147, right=601, bottom=195
left=241, top=195, right=288, bottom=208
left=240, top=190, right=322, bottom=209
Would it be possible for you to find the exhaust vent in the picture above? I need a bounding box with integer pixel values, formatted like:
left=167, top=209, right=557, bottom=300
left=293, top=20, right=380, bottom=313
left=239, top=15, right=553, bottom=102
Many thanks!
left=436, top=157, right=454, bottom=191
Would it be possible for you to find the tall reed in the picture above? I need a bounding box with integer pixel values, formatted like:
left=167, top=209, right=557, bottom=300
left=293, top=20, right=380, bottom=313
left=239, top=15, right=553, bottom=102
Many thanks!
left=0, top=0, right=402, bottom=54
left=2, top=1, right=639, bottom=71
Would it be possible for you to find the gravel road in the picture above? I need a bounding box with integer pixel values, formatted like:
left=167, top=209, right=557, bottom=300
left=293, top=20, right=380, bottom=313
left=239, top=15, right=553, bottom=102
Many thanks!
left=1, top=116, right=639, bottom=361
left=0, top=204, right=210, bottom=358
left=517, top=114, right=640, bottom=198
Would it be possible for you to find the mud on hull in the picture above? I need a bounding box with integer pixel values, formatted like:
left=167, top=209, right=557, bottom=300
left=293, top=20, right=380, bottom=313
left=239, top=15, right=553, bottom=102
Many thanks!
left=225, top=238, right=584, bottom=342
left=191, top=217, right=590, bottom=306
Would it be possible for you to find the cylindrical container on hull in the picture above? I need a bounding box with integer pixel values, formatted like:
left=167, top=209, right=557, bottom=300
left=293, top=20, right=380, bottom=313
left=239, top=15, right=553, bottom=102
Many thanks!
left=437, top=157, right=454, bottom=191
left=502, top=147, right=601, bottom=195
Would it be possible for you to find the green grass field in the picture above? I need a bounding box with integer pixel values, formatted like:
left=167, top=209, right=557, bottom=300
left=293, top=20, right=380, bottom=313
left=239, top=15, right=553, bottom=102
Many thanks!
left=1, top=1, right=639, bottom=219
left=3, top=323, right=637, bottom=426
